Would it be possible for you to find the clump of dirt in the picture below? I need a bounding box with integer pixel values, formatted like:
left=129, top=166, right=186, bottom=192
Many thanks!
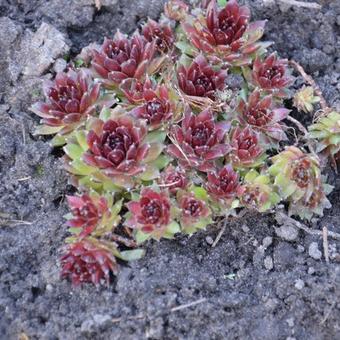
left=0, top=1, right=339, bottom=339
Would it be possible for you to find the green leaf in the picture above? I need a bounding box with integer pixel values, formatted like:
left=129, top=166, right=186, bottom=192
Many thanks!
left=68, top=227, right=81, bottom=235
left=166, top=221, right=181, bottom=234
left=99, top=107, right=112, bottom=121
left=111, top=198, right=123, bottom=216
left=145, top=130, right=167, bottom=144
left=153, top=154, right=171, bottom=170
left=192, top=186, right=208, bottom=201
left=139, top=165, right=159, bottom=181
left=51, top=134, right=66, bottom=147
left=71, top=160, right=97, bottom=175
left=120, top=249, right=145, bottom=261
left=34, top=125, right=63, bottom=135
left=217, top=0, right=227, bottom=7
left=135, top=230, right=150, bottom=244
left=64, top=144, right=83, bottom=160
left=75, top=130, right=89, bottom=151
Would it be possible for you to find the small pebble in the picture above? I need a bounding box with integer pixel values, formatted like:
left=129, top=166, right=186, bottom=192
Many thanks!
left=297, top=245, right=305, bottom=253
left=286, top=317, right=294, bottom=327
left=205, top=236, right=214, bottom=245
left=45, top=284, right=53, bottom=292
left=242, top=225, right=249, bottom=233
left=275, top=225, right=298, bottom=241
left=295, top=279, right=305, bottom=290
left=262, top=236, right=273, bottom=248
left=309, top=242, right=322, bottom=260
left=264, top=256, right=274, bottom=271
left=308, top=267, right=315, bottom=275
left=53, top=58, right=67, bottom=73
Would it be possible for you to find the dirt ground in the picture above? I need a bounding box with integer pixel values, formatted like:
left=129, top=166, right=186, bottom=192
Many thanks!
left=0, top=0, right=339, bottom=339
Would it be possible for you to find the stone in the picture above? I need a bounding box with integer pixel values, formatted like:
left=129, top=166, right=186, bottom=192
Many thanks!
left=308, top=267, right=316, bottom=275
left=205, top=236, right=214, bottom=245
left=295, top=279, right=305, bottom=290
left=21, top=23, right=70, bottom=77
left=275, top=225, right=298, bottom=242
left=53, top=58, right=67, bottom=73
left=308, top=242, right=322, bottom=260
left=262, top=236, right=273, bottom=248
left=264, top=256, right=274, bottom=271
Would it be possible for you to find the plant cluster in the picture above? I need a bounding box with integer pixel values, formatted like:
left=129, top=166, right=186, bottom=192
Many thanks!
left=32, top=0, right=339, bottom=286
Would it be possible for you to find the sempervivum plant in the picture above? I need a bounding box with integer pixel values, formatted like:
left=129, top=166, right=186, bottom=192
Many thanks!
left=92, top=32, right=156, bottom=87
left=268, top=146, right=332, bottom=219
left=228, top=126, right=266, bottom=169
left=252, top=53, right=292, bottom=96
left=237, top=169, right=280, bottom=212
left=65, top=192, right=121, bottom=238
left=176, top=187, right=212, bottom=234
left=64, top=115, right=165, bottom=190
left=309, top=111, right=340, bottom=168
left=31, top=69, right=100, bottom=145
left=177, top=54, right=228, bottom=101
left=61, top=239, right=118, bottom=286
left=268, top=146, right=321, bottom=201
left=237, top=89, right=290, bottom=144
left=126, top=188, right=180, bottom=242
left=142, top=19, right=175, bottom=52
left=128, top=82, right=180, bottom=130
left=31, top=0, right=336, bottom=286
left=182, top=0, right=267, bottom=66
left=158, top=165, right=189, bottom=193
left=206, top=165, right=240, bottom=208
left=167, top=108, right=230, bottom=171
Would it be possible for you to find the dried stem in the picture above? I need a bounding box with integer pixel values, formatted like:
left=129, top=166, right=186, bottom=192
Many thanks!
left=286, top=115, right=317, bottom=157
left=276, top=212, right=340, bottom=241
left=322, top=226, right=330, bottom=263
left=277, top=0, right=321, bottom=9
left=110, top=234, right=137, bottom=248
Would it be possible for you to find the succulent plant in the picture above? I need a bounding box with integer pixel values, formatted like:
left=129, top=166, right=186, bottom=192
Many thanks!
left=177, top=54, right=228, bottom=100
left=288, top=181, right=332, bottom=220
left=206, top=164, right=239, bottom=204
left=128, top=81, right=179, bottom=130
left=126, top=188, right=180, bottom=242
left=268, top=146, right=321, bottom=202
left=65, top=192, right=122, bottom=238
left=31, top=69, right=100, bottom=144
left=309, top=111, right=340, bottom=167
left=167, top=108, right=230, bottom=171
left=30, top=0, right=336, bottom=287
left=92, top=32, right=156, bottom=87
left=142, top=19, right=175, bottom=52
left=182, top=0, right=267, bottom=66
left=158, top=165, right=189, bottom=193
left=177, top=187, right=212, bottom=234
left=237, top=169, right=280, bottom=212
left=228, top=126, right=265, bottom=169
left=64, top=116, right=165, bottom=190
left=293, top=86, right=320, bottom=113
left=252, top=53, right=292, bottom=95
left=237, top=89, right=290, bottom=143
left=60, top=239, right=118, bottom=286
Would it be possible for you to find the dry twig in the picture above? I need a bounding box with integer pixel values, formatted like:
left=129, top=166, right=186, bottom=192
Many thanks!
left=276, top=212, right=340, bottom=241
left=286, top=116, right=317, bottom=157
left=111, top=298, right=207, bottom=324
left=277, top=0, right=321, bottom=10
left=322, top=226, right=330, bottom=263
left=212, top=219, right=227, bottom=248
